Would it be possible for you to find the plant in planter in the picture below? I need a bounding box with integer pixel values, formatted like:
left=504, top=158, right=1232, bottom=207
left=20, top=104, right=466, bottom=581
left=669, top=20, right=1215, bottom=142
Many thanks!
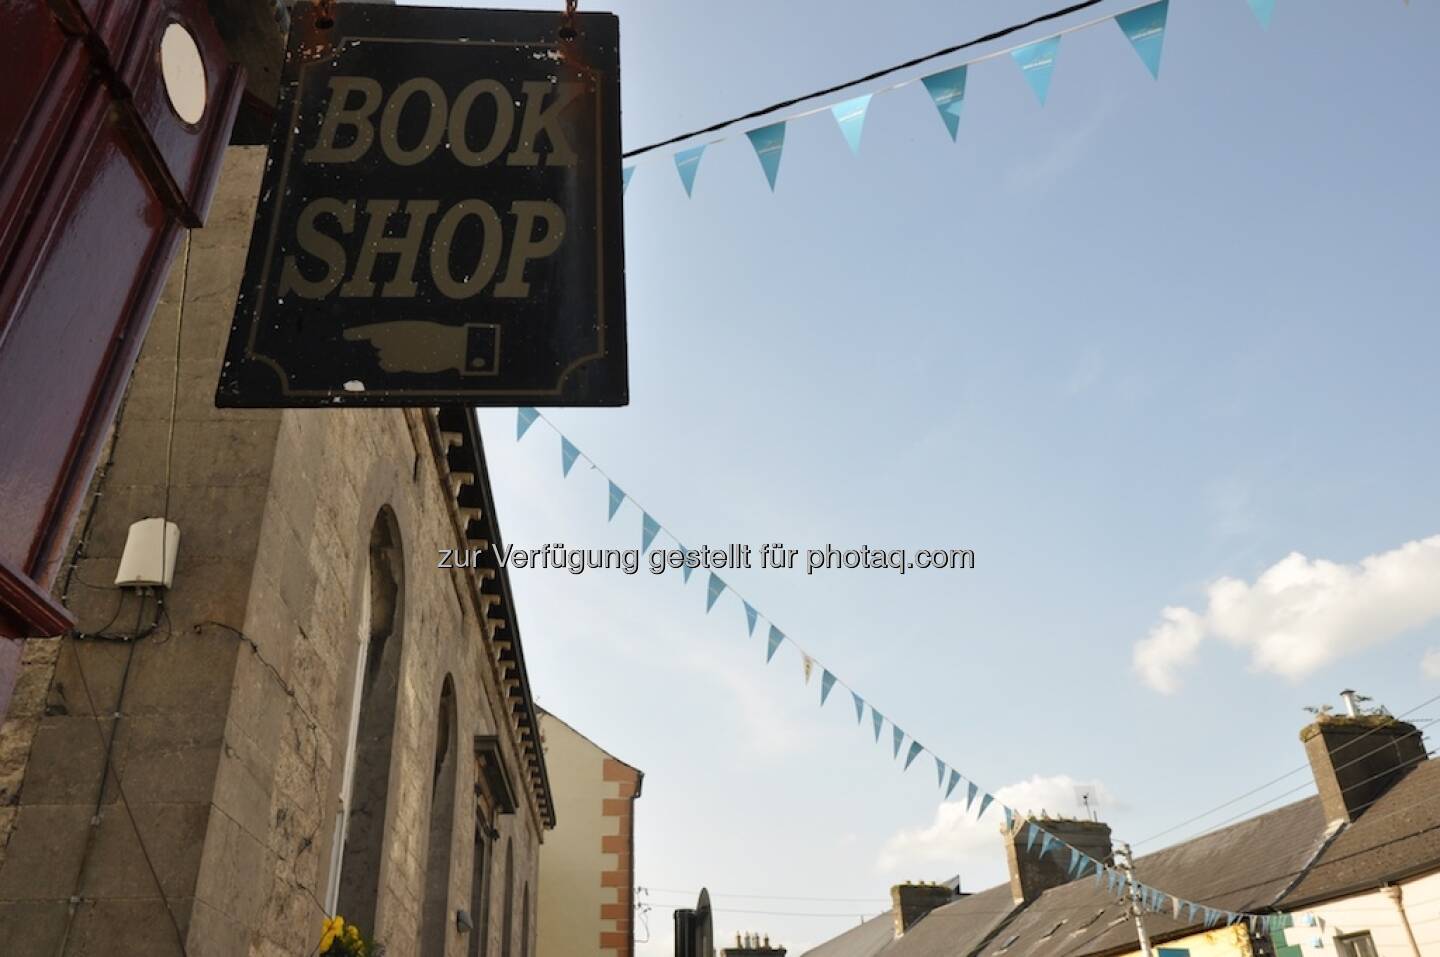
left=317, top=916, right=381, bottom=956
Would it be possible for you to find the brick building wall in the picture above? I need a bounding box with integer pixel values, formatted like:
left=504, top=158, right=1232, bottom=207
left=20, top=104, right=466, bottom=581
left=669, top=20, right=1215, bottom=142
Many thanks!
left=0, top=147, right=550, bottom=957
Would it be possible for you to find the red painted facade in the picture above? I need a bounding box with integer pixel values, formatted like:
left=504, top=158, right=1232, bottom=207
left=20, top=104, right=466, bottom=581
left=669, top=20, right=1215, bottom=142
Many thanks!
left=0, top=0, right=242, bottom=640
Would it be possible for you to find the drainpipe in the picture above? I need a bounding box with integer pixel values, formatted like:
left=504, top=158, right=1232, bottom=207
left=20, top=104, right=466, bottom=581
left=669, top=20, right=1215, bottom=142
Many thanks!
left=1381, top=884, right=1421, bottom=957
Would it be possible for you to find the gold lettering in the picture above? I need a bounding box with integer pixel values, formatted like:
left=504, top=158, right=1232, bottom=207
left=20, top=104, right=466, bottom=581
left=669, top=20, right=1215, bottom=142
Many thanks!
left=507, top=81, right=582, bottom=168
left=380, top=77, right=447, bottom=166
left=306, top=77, right=382, bottom=164
left=449, top=80, right=515, bottom=167
left=341, top=199, right=440, bottom=298
left=495, top=200, right=566, bottom=298
left=430, top=201, right=504, bottom=299
left=279, top=198, right=355, bottom=298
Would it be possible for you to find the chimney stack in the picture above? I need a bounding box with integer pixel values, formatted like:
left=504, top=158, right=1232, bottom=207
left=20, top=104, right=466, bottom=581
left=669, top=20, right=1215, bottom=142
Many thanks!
left=890, top=882, right=957, bottom=937
left=1303, top=693, right=1427, bottom=825
left=1004, top=816, right=1112, bottom=905
left=722, top=932, right=785, bottom=957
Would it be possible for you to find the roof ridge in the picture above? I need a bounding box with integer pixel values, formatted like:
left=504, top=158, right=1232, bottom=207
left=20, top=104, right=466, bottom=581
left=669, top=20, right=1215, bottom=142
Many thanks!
left=535, top=705, right=644, bottom=772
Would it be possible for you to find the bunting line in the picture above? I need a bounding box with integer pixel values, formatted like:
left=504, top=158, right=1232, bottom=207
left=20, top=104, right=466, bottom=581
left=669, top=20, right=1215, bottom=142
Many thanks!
left=617, top=0, right=1267, bottom=195
left=509, top=407, right=1307, bottom=927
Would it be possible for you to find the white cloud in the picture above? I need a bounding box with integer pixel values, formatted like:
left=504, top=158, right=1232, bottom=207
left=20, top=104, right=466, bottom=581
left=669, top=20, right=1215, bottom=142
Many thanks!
left=1133, top=607, right=1206, bottom=695
left=877, top=775, right=1119, bottom=873
left=1134, top=534, right=1440, bottom=693
left=1424, top=649, right=1440, bottom=680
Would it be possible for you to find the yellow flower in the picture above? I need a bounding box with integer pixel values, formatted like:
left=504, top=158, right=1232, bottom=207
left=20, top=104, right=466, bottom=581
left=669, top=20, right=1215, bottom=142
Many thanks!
left=320, top=916, right=345, bottom=953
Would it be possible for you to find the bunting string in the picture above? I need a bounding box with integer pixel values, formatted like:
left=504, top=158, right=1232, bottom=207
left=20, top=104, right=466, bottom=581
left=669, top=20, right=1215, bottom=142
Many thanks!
left=622, top=0, right=1238, bottom=195
left=511, top=408, right=1309, bottom=928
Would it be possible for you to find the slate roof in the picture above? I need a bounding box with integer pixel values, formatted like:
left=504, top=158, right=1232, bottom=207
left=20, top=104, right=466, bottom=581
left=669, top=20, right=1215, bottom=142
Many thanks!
left=801, top=912, right=895, bottom=957
left=873, top=884, right=1024, bottom=957
left=804, top=756, right=1440, bottom=957
left=1280, top=758, right=1440, bottom=905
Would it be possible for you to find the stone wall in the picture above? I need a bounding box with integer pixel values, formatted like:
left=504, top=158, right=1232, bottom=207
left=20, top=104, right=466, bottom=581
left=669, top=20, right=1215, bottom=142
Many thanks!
left=0, top=146, right=547, bottom=957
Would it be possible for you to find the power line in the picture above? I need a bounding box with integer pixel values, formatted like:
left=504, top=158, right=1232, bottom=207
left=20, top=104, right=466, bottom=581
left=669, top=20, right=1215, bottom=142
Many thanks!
left=1135, top=695, right=1440, bottom=846
left=623, top=0, right=1112, bottom=158
left=642, top=888, right=889, bottom=904
left=512, top=405, right=1440, bottom=926
left=1149, top=716, right=1438, bottom=849
left=644, top=902, right=874, bottom=919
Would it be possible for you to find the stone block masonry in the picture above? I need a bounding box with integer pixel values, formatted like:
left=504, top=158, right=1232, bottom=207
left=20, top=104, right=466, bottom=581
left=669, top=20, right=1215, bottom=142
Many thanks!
left=0, top=146, right=550, bottom=957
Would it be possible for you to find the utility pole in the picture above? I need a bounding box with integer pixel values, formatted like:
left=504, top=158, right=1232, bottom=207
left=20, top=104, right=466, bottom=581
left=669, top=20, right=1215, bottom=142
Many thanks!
left=1115, top=842, right=1154, bottom=957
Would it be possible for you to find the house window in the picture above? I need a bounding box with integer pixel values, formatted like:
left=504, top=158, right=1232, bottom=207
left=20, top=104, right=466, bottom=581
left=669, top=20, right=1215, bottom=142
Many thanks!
left=421, top=676, right=459, bottom=957
left=470, top=826, right=491, bottom=957
left=1336, top=933, right=1378, bottom=957
left=332, top=508, right=407, bottom=936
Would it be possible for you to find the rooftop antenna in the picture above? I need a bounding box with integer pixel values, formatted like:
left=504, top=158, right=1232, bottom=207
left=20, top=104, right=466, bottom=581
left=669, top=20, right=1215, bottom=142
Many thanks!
left=1074, top=784, right=1099, bottom=822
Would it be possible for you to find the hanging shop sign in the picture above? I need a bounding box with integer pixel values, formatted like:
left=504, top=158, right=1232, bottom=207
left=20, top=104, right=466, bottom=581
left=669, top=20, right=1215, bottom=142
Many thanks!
left=216, top=4, right=627, bottom=407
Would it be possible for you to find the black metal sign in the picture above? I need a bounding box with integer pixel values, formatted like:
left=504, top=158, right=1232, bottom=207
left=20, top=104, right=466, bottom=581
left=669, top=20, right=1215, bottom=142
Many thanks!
left=216, top=4, right=626, bottom=407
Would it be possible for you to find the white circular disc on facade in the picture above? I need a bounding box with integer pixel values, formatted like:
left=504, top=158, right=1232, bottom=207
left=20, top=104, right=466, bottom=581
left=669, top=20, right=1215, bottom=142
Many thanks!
left=160, top=22, right=207, bottom=125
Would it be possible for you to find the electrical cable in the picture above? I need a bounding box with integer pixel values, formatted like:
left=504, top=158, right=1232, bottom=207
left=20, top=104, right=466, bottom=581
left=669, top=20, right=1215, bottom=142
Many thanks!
left=55, top=593, right=191, bottom=957
left=510, top=410, right=1440, bottom=927
left=643, top=888, right=890, bottom=904
left=623, top=0, right=1110, bottom=158
left=158, top=235, right=188, bottom=598
left=1155, top=719, right=1437, bottom=850
left=1135, top=694, right=1440, bottom=846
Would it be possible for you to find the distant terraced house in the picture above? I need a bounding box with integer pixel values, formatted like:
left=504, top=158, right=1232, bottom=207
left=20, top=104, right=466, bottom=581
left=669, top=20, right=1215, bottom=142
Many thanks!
left=802, top=700, right=1439, bottom=957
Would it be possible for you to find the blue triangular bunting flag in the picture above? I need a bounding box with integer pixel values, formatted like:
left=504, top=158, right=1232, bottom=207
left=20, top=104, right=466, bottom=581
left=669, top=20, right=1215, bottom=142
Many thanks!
left=977, top=792, right=994, bottom=819
left=1004, top=807, right=1014, bottom=831
left=935, top=757, right=946, bottom=788
left=892, top=726, right=905, bottom=759
left=1011, top=36, right=1062, bottom=105
left=831, top=94, right=873, bottom=153
left=965, top=780, right=978, bottom=812
left=921, top=65, right=968, bottom=141
left=945, top=770, right=961, bottom=799
left=1026, top=823, right=1040, bottom=853
left=622, top=165, right=635, bottom=192
left=561, top=437, right=580, bottom=476
left=606, top=481, right=625, bottom=521
left=766, top=625, right=784, bottom=662
left=1116, top=0, right=1169, bottom=79
left=1039, top=832, right=1056, bottom=859
left=746, top=122, right=786, bottom=191
left=675, top=145, right=706, bottom=196
left=820, top=670, right=837, bottom=706
left=872, top=708, right=884, bottom=742
left=641, top=514, right=660, bottom=553
left=1248, top=0, right=1275, bottom=28
left=743, top=601, right=758, bottom=635
left=1070, top=847, right=1084, bottom=874
left=516, top=407, right=539, bottom=439
left=678, top=544, right=694, bottom=583
left=852, top=692, right=865, bottom=724
left=904, top=741, right=924, bottom=770
left=705, top=573, right=726, bottom=612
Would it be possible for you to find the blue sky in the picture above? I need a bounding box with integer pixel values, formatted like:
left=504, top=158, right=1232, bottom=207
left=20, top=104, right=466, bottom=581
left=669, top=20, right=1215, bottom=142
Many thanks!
left=418, top=0, right=1438, bottom=951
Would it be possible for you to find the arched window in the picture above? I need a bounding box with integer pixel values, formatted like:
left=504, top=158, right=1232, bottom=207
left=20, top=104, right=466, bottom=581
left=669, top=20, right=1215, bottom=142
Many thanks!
left=421, top=676, right=459, bottom=956
left=501, top=838, right=515, bottom=957
left=330, top=509, right=405, bottom=937
left=469, top=825, right=491, bottom=957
